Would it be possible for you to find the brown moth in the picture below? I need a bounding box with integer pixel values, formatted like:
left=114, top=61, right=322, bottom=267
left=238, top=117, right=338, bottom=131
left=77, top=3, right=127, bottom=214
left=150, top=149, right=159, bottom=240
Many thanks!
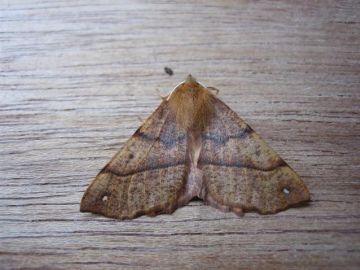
left=80, top=75, right=310, bottom=219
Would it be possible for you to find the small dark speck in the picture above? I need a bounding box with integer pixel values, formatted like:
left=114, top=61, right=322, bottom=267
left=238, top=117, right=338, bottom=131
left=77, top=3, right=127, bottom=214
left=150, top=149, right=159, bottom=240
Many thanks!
left=164, top=67, right=174, bottom=76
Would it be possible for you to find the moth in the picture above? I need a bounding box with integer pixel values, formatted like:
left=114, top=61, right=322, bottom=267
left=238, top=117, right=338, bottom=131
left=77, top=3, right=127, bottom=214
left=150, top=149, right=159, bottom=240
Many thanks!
left=80, top=75, right=310, bottom=219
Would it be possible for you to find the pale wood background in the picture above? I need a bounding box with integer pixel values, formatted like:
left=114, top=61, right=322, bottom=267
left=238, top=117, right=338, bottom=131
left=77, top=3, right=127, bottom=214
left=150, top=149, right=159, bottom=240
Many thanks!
left=1, top=1, right=359, bottom=269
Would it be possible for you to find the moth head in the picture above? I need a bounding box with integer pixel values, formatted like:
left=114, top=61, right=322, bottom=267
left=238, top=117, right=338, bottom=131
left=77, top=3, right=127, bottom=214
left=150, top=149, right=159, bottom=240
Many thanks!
left=257, top=168, right=310, bottom=214
left=168, top=74, right=216, bottom=131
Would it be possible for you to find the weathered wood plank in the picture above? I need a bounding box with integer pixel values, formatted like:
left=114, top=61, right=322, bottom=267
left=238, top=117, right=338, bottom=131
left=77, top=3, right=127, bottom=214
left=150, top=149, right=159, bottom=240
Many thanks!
left=1, top=0, right=359, bottom=269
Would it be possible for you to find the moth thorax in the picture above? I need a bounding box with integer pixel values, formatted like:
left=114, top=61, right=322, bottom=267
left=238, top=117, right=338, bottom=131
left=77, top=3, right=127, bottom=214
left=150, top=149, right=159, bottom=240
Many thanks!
left=168, top=84, right=215, bottom=131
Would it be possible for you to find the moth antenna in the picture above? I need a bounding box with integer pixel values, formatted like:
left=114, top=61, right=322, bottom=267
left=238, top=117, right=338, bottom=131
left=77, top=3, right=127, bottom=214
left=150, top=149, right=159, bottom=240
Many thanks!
left=207, top=86, right=220, bottom=95
left=155, top=88, right=168, bottom=101
left=167, top=81, right=184, bottom=101
left=136, top=115, right=144, bottom=124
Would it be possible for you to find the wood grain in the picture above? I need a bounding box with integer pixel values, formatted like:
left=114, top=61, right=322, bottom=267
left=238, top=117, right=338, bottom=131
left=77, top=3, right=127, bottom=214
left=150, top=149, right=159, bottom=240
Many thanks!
left=1, top=0, right=359, bottom=269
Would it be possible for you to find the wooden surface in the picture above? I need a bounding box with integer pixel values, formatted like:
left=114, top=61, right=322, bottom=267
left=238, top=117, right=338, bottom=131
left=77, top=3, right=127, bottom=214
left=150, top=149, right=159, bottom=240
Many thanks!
left=1, top=1, right=359, bottom=269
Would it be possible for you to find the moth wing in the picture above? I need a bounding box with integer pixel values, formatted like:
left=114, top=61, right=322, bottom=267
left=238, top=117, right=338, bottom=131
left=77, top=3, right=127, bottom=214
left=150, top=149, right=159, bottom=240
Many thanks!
left=80, top=101, right=188, bottom=219
left=199, top=98, right=310, bottom=214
